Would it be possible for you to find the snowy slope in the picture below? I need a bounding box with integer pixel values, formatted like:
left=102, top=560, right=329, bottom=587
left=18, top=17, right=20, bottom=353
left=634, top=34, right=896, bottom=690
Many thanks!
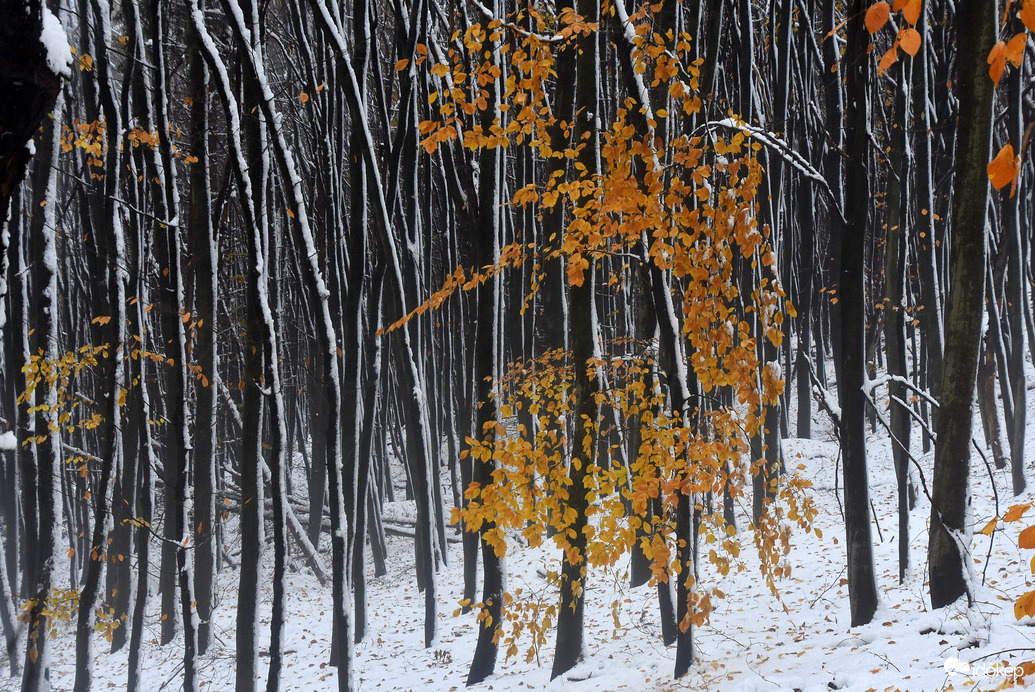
left=16, top=374, right=1035, bottom=692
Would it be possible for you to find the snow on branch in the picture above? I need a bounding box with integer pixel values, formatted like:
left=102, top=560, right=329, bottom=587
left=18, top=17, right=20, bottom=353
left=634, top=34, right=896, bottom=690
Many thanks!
left=468, top=0, right=564, bottom=43
left=700, top=119, right=845, bottom=223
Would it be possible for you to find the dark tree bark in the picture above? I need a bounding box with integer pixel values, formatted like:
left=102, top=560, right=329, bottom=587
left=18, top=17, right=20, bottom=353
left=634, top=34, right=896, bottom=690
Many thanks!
left=928, top=0, right=995, bottom=610
left=885, top=60, right=913, bottom=582
left=0, top=0, right=64, bottom=239
left=1002, top=55, right=1027, bottom=497
left=466, top=5, right=505, bottom=683
left=551, top=0, right=600, bottom=676
left=20, top=89, right=64, bottom=692
left=186, top=10, right=219, bottom=655
left=912, top=2, right=943, bottom=416
left=839, top=0, right=879, bottom=627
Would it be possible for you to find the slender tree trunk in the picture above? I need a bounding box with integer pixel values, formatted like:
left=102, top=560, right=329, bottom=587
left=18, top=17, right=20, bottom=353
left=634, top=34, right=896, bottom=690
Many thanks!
left=1003, top=57, right=1026, bottom=496
left=840, top=0, right=879, bottom=627
left=913, top=4, right=944, bottom=421
left=467, top=18, right=505, bottom=680
left=551, top=0, right=600, bottom=675
left=21, top=89, right=64, bottom=692
left=929, top=0, right=995, bottom=610
left=884, top=62, right=913, bottom=582
left=186, top=9, right=219, bottom=654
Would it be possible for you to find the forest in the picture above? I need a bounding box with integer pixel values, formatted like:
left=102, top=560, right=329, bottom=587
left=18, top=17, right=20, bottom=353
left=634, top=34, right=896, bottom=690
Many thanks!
left=0, top=0, right=1033, bottom=689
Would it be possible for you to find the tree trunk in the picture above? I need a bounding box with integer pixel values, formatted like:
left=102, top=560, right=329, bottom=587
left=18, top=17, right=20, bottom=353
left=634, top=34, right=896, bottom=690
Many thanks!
left=928, top=0, right=995, bottom=610
left=186, top=10, right=219, bottom=655
left=467, top=5, right=505, bottom=682
left=0, top=0, right=64, bottom=239
left=551, top=0, right=600, bottom=676
left=840, top=0, right=879, bottom=627
left=885, top=61, right=912, bottom=583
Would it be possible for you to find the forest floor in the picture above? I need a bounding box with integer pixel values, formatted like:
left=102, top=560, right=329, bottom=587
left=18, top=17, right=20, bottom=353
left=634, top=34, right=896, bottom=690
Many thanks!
left=11, top=373, right=1035, bottom=692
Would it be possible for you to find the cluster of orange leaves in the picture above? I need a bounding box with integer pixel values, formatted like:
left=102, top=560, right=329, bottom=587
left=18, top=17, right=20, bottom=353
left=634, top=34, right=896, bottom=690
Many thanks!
left=61, top=119, right=106, bottom=171
left=410, top=0, right=819, bottom=658
left=18, top=344, right=108, bottom=444
left=987, top=0, right=1033, bottom=196
left=20, top=588, right=82, bottom=664
left=971, top=502, right=1035, bottom=687
left=867, top=0, right=1031, bottom=194
left=981, top=502, right=1035, bottom=620
left=864, top=0, right=923, bottom=73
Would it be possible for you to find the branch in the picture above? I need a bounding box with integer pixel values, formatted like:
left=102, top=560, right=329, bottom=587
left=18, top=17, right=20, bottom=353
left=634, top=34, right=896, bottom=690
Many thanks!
left=468, top=0, right=564, bottom=43
left=697, top=118, right=846, bottom=225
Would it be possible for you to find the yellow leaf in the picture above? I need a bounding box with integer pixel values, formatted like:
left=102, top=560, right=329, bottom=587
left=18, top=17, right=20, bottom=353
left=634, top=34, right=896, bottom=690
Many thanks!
left=980, top=517, right=997, bottom=536
left=865, top=2, right=891, bottom=33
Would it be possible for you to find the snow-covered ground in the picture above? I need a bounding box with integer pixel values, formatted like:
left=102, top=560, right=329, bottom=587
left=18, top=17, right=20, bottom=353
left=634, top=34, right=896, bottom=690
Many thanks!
left=9, top=374, right=1035, bottom=692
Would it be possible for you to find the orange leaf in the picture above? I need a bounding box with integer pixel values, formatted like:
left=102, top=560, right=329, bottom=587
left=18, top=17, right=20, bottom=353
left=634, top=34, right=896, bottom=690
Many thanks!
left=299, top=92, right=309, bottom=103
left=395, top=58, right=410, bottom=71
left=980, top=517, right=998, bottom=536
left=1022, top=0, right=1035, bottom=33
left=899, top=27, right=921, bottom=57
left=1005, top=32, right=1028, bottom=68
left=878, top=46, right=898, bottom=75
left=1019, top=523, right=1035, bottom=549
left=866, top=1, right=891, bottom=33
left=987, top=41, right=1007, bottom=85
left=1017, top=591, right=1034, bottom=619
left=1005, top=503, right=1032, bottom=522
left=987, top=143, right=1020, bottom=191
left=901, top=0, right=921, bottom=24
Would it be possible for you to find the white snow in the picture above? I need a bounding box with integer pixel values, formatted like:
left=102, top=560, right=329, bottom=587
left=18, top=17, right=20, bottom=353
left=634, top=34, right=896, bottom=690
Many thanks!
left=40, top=6, right=72, bottom=78
left=32, top=377, right=1035, bottom=692
left=0, top=431, right=16, bottom=450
